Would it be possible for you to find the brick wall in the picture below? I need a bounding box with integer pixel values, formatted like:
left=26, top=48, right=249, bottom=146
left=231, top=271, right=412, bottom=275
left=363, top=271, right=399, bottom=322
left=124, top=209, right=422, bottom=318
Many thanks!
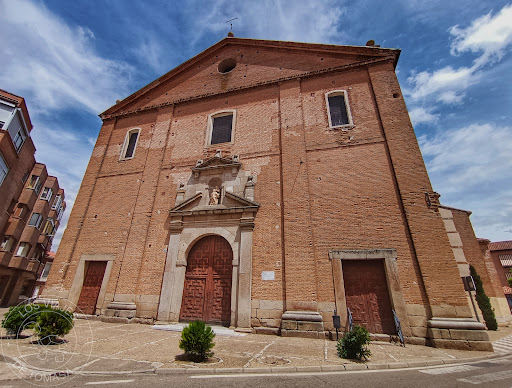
left=46, top=39, right=472, bottom=325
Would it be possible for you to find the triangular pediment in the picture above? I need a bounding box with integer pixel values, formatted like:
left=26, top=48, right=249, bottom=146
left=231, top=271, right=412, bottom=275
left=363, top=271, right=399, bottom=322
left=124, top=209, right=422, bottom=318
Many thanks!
left=170, top=191, right=259, bottom=215
left=101, top=37, right=400, bottom=119
left=170, top=192, right=202, bottom=212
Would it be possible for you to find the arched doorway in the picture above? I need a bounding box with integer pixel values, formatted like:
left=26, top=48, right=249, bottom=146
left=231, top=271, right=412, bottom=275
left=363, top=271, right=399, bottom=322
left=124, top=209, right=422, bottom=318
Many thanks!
left=179, top=235, right=232, bottom=325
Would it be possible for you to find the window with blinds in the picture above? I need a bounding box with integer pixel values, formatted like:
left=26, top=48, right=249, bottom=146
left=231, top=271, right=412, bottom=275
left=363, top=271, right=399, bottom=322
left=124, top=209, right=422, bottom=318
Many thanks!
left=326, top=90, right=353, bottom=128
left=209, top=113, right=234, bottom=145
left=120, top=128, right=140, bottom=160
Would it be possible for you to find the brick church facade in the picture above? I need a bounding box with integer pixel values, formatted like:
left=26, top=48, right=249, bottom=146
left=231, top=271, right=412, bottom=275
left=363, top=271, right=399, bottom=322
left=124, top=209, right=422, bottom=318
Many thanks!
left=42, top=36, right=495, bottom=350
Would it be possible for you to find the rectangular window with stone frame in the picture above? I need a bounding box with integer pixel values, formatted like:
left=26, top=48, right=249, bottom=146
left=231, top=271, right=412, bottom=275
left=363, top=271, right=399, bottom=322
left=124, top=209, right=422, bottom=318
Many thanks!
left=120, top=128, right=140, bottom=160
left=208, top=111, right=235, bottom=145
left=326, top=90, right=354, bottom=129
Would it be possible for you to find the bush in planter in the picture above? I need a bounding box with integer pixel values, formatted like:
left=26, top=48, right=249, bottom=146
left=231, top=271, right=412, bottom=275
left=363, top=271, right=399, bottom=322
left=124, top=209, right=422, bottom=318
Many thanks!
left=179, top=320, right=216, bottom=361
left=337, top=325, right=371, bottom=361
left=470, top=265, right=498, bottom=331
left=33, top=308, right=74, bottom=345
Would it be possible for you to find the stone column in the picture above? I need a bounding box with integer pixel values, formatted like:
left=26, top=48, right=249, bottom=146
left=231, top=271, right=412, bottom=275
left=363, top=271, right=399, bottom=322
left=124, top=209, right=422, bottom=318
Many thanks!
left=236, top=215, right=254, bottom=331
left=157, top=219, right=183, bottom=321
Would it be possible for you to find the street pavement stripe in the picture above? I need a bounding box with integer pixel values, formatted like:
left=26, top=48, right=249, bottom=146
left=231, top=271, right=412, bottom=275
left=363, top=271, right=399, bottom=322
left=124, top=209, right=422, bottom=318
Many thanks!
left=492, top=334, right=512, bottom=355
left=85, top=380, right=135, bottom=385
left=457, top=369, right=512, bottom=385
left=418, top=365, right=480, bottom=375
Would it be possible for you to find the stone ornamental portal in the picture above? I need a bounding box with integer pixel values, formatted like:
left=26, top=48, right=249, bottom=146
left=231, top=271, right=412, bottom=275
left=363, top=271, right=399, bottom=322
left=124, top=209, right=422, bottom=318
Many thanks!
left=157, top=153, right=259, bottom=331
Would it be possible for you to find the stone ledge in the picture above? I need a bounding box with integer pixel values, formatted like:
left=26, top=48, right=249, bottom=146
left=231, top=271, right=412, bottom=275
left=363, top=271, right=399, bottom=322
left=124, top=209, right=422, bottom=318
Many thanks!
left=428, top=317, right=485, bottom=330
left=281, top=311, right=323, bottom=322
left=100, top=316, right=130, bottom=324
left=254, top=327, right=280, bottom=335
left=430, top=338, right=493, bottom=352
left=74, top=313, right=102, bottom=321
left=281, top=329, right=321, bottom=339
left=106, top=302, right=137, bottom=310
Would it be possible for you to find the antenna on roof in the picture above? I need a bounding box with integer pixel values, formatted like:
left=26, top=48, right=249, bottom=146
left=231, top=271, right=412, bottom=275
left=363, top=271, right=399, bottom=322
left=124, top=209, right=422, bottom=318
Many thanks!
left=226, top=17, right=238, bottom=37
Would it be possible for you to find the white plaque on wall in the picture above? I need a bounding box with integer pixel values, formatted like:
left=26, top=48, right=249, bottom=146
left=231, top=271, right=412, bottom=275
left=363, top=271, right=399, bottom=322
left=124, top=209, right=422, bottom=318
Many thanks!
left=261, top=271, right=275, bottom=281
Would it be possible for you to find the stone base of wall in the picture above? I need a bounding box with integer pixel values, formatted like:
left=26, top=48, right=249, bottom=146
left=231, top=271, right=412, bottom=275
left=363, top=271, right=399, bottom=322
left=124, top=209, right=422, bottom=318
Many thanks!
left=100, top=301, right=155, bottom=324
left=254, top=327, right=280, bottom=335
left=427, top=318, right=492, bottom=351
left=280, top=311, right=325, bottom=339
left=101, top=301, right=138, bottom=323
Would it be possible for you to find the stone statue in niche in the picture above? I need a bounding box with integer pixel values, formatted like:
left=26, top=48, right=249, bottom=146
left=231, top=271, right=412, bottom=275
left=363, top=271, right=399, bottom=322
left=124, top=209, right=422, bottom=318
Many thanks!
left=209, top=187, right=220, bottom=205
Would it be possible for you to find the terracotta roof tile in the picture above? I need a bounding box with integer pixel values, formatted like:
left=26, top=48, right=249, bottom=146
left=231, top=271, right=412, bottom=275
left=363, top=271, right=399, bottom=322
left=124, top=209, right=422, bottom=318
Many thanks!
left=490, top=240, right=512, bottom=251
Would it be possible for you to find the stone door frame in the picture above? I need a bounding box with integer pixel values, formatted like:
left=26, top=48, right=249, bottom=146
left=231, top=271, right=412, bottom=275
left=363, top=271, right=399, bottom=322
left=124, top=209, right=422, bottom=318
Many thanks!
left=67, top=254, right=115, bottom=314
left=179, top=234, right=233, bottom=324
left=329, top=249, right=411, bottom=336
left=157, top=210, right=256, bottom=330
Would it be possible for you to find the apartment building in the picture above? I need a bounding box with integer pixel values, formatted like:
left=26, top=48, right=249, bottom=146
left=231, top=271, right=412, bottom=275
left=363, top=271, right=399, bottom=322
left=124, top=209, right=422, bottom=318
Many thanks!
left=0, top=90, right=65, bottom=306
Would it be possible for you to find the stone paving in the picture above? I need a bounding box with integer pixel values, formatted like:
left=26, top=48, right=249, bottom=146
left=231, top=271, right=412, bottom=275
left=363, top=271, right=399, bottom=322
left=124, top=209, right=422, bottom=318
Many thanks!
left=0, top=307, right=511, bottom=378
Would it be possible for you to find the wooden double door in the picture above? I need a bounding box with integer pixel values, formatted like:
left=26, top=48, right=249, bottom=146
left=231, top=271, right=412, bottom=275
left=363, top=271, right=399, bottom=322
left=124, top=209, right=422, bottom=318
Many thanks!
left=180, top=235, right=232, bottom=325
left=343, top=259, right=395, bottom=334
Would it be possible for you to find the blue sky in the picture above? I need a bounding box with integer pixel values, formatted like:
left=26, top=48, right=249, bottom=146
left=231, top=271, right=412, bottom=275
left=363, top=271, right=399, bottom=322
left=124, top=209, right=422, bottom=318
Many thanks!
left=1, top=0, right=511, bottom=248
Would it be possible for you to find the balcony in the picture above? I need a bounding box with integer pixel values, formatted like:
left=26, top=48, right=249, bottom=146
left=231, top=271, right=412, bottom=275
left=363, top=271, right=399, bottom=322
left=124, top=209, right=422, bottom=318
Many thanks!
left=8, top=255, right=29, bottom=271
left=37, top=233, right=52, bottom=248
left=0, top=251, right=12, bottom=267
left=26, top=259, right=40, bottom=274
left=18, top=188, right=38, bottom=209
left=4, top=217, right=26, bottom=239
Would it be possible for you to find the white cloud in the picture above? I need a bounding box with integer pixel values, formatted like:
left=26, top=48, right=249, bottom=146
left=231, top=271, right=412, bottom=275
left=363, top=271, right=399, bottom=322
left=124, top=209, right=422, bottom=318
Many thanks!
left=134, top=39, right=166, bottom=75
left=30, top=125, right=94, bottom=249
left=409, top=107, right=439, bottom=126
left=406, top=4, right=512, bottom=107
left=407, top=66, right=479, bottom=105
left=419, top=123, right=512, bottom=240
left=450, top=4, right=512, bottom=65
left=191, top=0, right=346, bottom=45
left=0, top=0, right=139, bottom=250
left=0, top=0, right=134, bottom=115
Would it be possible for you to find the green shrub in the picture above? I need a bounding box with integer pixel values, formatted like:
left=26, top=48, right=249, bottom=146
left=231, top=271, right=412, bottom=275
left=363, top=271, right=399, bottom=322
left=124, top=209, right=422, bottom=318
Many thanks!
left=34, top=308, right=74, bottom=345
left=179, top=320, right=216, bottom=361
left=337, top=325, right=371, bottom=361
left=1, top=304, right=51, bottom=337
left=470, top=265, right=498, bottom=331
left=1, top=304, right=74, bottom=343
left=508, top=278, right=512, bottom=288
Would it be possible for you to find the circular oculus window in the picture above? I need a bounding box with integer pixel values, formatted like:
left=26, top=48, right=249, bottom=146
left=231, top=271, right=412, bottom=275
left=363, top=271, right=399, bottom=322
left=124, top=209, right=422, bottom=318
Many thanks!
left=218, top=58, right=237, bottom=74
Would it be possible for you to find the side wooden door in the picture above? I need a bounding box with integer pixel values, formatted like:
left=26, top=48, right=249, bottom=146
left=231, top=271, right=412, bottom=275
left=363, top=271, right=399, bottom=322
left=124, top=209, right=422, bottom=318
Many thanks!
left=76, top=261, right=107, bottom=315
left=343, top=259, right=395, bottom=334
